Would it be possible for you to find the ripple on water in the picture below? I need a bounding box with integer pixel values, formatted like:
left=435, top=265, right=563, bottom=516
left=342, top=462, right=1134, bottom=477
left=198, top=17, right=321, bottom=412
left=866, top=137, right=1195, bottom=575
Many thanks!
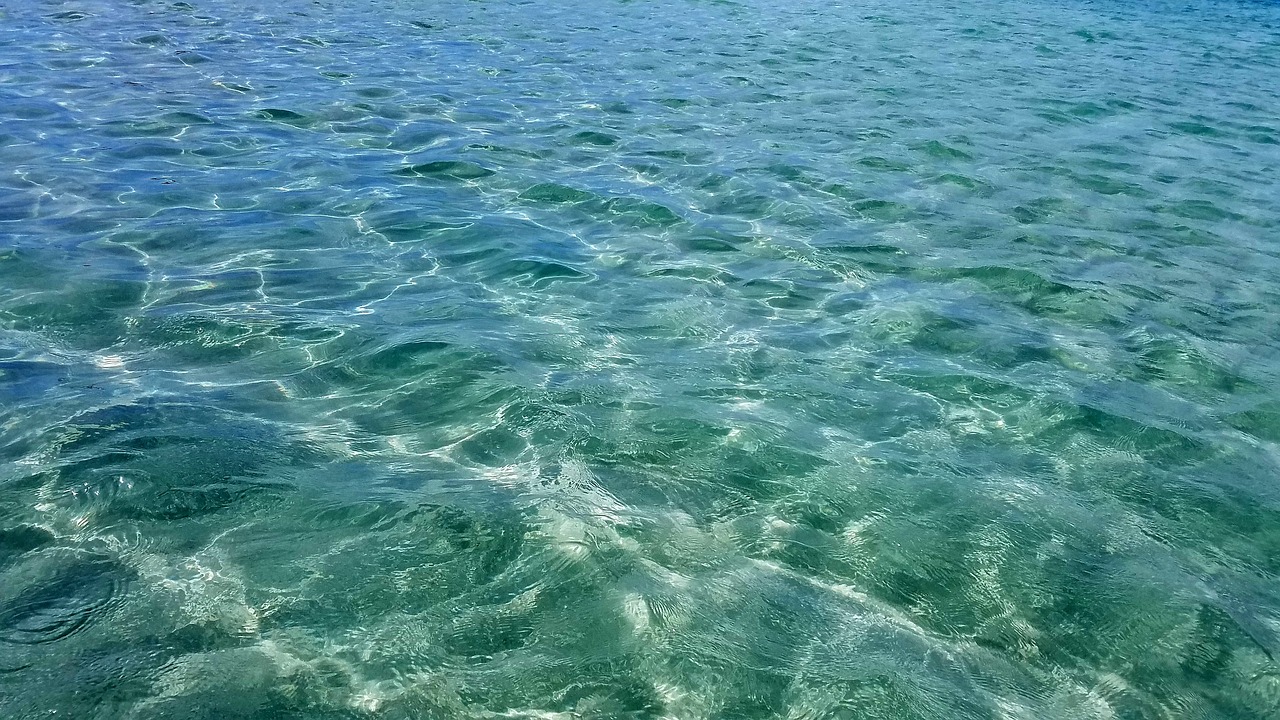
left=37, top=401, right=310, bottom=525
left=0, top=550, right=129, bottom=648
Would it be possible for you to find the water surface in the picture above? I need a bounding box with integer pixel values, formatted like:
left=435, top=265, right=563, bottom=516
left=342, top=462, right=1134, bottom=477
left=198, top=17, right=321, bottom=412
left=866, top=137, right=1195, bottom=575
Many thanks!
left=3, top=0, right=1280, bottom=717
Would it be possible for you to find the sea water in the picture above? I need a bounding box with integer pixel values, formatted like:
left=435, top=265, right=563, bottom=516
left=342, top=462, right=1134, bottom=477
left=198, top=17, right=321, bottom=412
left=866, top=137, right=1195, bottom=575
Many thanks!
left=2, top=0, right=1280, bottom=717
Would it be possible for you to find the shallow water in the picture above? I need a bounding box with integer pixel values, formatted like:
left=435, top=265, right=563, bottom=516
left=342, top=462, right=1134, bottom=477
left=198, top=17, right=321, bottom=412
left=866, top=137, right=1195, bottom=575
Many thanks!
left=3, top=0, right=1280, bottom=717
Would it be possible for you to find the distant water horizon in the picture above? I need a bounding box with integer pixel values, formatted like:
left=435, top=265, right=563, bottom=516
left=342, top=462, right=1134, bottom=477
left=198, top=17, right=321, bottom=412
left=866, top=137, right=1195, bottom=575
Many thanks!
left=3, top=0, right=1280, bottom=717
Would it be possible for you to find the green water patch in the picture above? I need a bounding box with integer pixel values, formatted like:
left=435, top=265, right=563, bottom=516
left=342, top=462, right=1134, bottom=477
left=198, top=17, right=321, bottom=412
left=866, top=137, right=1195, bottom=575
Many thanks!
left=568, top=130, right=620, bottom=147
left=852, top=198, right=917, bottom=222
left=923, top=173, right=997, bottom=196
left=2, top=279, right=146, bottom=350
left=909, top=264, right=1120, bottom=328
left=393, top=160, right=496, bottom=181
left=1149, top=199, right=1245, bottom=223
left=518, top=183, right=684, bottom=228
left=855, top=155, right=914, bottom=172
left=253, top=108, right=315, bottom=127
left=915, top=140, right=974, bottom=161
left=487, top=259, right=593, bottom=289
left=1223, top=401, right=1280, bottom=444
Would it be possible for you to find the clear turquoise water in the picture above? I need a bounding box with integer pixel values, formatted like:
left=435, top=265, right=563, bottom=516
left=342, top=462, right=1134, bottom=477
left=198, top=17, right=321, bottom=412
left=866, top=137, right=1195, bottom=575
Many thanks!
left=3, top=0, right=1280, bottom=717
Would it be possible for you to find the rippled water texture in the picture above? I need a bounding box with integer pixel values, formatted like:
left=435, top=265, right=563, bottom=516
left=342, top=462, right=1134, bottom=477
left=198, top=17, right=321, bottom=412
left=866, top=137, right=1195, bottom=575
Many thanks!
left=3, top=0, right=1280, bottom=717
